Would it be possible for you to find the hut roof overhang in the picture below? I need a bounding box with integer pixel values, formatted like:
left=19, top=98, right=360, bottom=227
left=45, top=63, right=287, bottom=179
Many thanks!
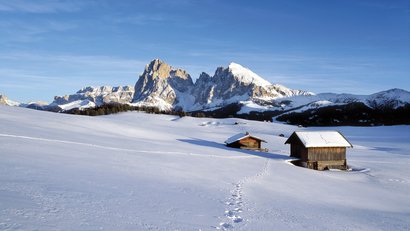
left=225, top=133, right=267, bottom=145
left=285, top=131, right=353, bottom=148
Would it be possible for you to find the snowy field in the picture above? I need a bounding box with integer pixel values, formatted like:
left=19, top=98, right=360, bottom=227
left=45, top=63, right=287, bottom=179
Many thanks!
left=0, top=105, right=409, bottom=230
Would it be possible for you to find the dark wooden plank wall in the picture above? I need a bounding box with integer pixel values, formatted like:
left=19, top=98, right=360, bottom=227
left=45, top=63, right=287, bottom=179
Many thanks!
left=308, top=147, right=346, bottom=161
left=290, top=144, right=308, bottom=161
left=288, top=135, right=308, bottom=161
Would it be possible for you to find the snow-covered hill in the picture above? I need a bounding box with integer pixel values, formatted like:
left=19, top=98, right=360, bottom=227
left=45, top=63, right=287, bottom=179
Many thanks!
left=0, top=105, right=409, bottom=230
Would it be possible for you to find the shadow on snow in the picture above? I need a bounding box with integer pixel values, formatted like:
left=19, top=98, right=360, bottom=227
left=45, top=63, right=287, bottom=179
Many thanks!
left=177, top=138, right=288, bottom=160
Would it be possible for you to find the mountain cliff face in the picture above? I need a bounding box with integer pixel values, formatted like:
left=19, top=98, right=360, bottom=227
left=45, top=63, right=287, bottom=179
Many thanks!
left=132, top=59, right=194, bottom=110
left=128, top=60, right=310, bottom=111
left=191, top=62, right=312, bottom=110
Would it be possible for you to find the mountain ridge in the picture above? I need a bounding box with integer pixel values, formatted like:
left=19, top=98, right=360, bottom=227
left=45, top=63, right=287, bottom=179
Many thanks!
left=2, top=59, right=409, bottom=125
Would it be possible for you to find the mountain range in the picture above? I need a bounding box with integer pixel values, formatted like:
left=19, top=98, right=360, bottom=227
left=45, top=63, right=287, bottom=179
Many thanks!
left=1, top=59, right=409, bottom=125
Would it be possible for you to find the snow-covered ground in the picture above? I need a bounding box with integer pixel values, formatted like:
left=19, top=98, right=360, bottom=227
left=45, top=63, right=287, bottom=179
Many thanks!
left=0, top=105, right=409, bottom=230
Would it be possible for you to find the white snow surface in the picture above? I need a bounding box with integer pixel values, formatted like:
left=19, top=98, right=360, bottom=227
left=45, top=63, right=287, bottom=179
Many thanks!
left=58, top=100, right=96, bottom=111
left=237, top=100, right=272, bottom=114
left=228, top=62, right=271, bottom=87
left=292, top=131, right=353, bottom=148
left=1, top=105, right=409, bottom=230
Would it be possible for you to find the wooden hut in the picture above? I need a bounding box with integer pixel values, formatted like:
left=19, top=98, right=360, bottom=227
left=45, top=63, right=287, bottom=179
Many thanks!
left=225, top=132, right=267, bottom=151
left=285, top=131, right=353, bottom=170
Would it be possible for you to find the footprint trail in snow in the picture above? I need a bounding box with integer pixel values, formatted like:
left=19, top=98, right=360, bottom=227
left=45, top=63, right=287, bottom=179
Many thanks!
left=216, top=158, right=270, bottom=230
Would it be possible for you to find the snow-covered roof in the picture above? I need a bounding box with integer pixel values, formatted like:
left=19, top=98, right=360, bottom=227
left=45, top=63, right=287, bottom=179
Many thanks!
left=225, top=132, right=266, bottom=144
left=286, top=131, right=353, bottom=148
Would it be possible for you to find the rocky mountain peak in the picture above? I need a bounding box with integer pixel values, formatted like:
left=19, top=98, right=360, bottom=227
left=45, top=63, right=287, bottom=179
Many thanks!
left=46, top=59, right=317, bottom=112
left=0, top=94, right=8, bottom=105
left=188, top=62, right=312, bottom=110
left=198, top=72, right=211, bottom=81
left=214, top=66, right=225, bottom=76
left=132, top=59, right=194, bottom=110
left=145, top=59, right=172, bottom=79
left=227, top=62, right=271, bottom=87
left=144, top=59, right=191, bottom=81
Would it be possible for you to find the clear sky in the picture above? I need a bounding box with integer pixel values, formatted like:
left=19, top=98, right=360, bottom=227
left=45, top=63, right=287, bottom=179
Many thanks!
left=0, top=0, right=409, bottom=103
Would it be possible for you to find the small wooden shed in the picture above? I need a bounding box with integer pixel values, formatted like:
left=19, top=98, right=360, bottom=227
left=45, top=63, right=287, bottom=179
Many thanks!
left=285, top=131, right=353, bottom=170
left=225, top=132, right=267, bottom=151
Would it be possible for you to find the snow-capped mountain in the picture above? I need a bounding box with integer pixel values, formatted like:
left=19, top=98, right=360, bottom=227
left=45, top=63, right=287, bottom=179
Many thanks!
left=190, top=62, right=312, bottom=110
left=51, top=86, right=134, bottom=111
left=7, top=58, right=408, bottom=126
left=128, top=59, right=311, bottom=111
left=272, top=88, right=410, bottom=113
left=366, top=88, right=410, bottom=109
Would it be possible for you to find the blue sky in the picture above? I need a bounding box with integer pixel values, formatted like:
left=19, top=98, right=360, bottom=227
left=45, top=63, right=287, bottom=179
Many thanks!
left=0, top=0, right=409, bottom=102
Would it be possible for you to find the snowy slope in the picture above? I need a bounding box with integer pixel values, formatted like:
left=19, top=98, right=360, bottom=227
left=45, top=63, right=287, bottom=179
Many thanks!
left=58, top=99, right=97, bottom=111
left=0, top=106, right=410, bottom=230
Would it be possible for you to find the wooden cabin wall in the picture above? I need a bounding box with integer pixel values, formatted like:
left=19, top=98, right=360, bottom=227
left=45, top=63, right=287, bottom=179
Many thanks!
left=290, top=144, right=308, bottom=160
left=307, top=147, right=346, bottom=161
left=289, top=136, right=308, bottom=161
left=238, top=137, right=260, bottom=149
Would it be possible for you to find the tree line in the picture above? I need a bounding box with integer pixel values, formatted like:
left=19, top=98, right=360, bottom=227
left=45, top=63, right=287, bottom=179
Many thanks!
left=63, top=103, right=207, bottom=118
left=63, top=102, right=410, bottom=126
